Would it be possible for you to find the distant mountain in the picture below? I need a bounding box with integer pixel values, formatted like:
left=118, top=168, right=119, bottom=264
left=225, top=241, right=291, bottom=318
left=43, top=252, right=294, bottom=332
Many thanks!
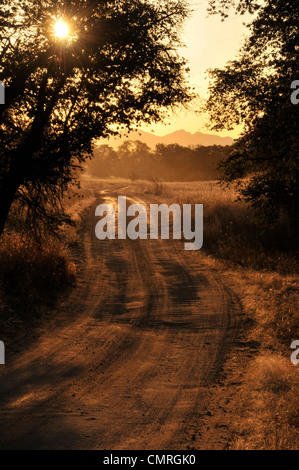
left=100, top=129, right=234, bottom=149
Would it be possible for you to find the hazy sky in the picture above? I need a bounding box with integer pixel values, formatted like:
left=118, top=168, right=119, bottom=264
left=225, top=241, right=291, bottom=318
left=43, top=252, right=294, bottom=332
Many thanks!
left=142, top=1, right=250, bottom=138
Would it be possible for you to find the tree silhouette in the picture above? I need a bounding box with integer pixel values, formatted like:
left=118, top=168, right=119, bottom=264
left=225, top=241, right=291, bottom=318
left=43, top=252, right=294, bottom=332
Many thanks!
left=88, top=141, right=227, bottom=181
left=0, top=0, right=193, bottom=235
left=206, top=0, right=299, bottom=231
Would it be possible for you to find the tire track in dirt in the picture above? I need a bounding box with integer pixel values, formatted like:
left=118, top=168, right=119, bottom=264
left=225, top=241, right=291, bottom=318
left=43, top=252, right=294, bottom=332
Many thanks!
left=0, top=187, right=242, bottom=450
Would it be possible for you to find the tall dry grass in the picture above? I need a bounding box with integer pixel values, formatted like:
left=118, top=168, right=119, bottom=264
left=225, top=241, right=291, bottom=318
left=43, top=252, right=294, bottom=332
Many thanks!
left=146, top=180, right=299, bottom=274
left=233, top=354, right=299, bottom=450
left=0, top=231, right=76, bottom=329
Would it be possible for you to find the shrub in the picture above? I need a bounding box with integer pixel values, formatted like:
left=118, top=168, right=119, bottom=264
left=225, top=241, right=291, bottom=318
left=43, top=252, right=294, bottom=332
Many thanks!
left=0, top=231, right=76, bottom=325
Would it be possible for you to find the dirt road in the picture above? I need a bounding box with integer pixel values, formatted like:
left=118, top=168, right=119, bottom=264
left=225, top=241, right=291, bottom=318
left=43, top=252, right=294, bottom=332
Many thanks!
left=0, top=184, right=242, bottom=449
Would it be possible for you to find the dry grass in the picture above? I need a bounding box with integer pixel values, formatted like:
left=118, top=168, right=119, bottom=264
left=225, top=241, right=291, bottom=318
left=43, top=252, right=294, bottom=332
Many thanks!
left=233, top=354, right=299, bottom=450
left=143, top=179, right=165, bottom=196
left=0, top=180, right=97, bottom=333
left=0, top=231, right=76, bottom=330
left=136, top=180, right=298, bottom=274
left=219, top=264, right=299, bottom=450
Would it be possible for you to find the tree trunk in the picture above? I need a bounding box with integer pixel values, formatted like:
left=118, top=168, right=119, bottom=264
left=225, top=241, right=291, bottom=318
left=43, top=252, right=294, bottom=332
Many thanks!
left=0, top=172, right=21, bottom=237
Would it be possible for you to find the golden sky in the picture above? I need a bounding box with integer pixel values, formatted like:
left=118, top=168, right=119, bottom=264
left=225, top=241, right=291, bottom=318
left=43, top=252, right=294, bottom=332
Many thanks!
left=142, top=1, right=250, bottom=138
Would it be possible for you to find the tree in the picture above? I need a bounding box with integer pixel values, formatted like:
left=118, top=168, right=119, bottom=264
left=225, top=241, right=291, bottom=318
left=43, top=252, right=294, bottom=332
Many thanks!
left=0, top=0, right=193, bottom=236
left=206, top=0, right=299, bottom=231
left=208, top=0, right=260, bottom=18
left=87, top=142, right=227, bottom=181
left=87, top=144, right=119, bottom=179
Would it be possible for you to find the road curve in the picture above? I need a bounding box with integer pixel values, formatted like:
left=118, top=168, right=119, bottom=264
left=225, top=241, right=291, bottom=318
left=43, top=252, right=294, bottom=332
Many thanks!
left=0, top=188, right=241, bottom=450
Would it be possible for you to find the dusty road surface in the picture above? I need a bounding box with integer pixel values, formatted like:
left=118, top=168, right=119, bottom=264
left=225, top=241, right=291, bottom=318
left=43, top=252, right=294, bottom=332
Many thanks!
left=0, top=182, right=242, bottom=449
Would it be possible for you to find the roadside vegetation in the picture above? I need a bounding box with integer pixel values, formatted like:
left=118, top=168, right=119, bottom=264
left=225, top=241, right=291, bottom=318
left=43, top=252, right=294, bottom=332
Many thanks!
left=227, top=268, right=299, bottom=450
left=0, top=204, right=76, bottom=337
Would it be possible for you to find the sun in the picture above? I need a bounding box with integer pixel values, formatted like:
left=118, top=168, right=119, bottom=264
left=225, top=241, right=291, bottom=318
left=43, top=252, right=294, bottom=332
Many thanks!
left=54, top=20, right=69, bottom=39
